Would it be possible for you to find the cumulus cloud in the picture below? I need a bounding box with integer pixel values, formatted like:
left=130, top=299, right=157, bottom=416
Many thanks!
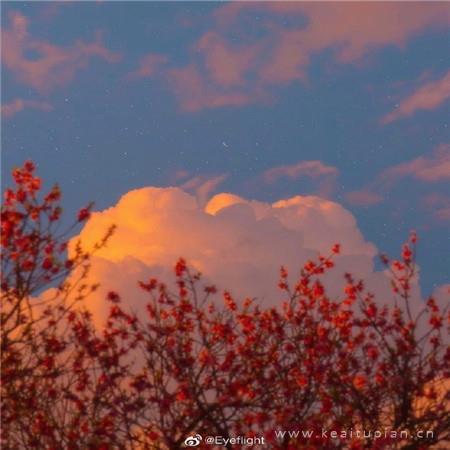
left=382, top=70, right=450, bottom=123
left=2, top=11, right=121, bottom=92
left=65, top=187, right=426, bottom=326
left=180, top=174, right=228, bottom=206
left=1, top=98, right=53, bottom=119
left=433, top=284, right=450, bottom=304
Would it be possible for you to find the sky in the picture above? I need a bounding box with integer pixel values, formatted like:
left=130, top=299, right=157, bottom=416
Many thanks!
left=2, top=1, right=450, bottom=300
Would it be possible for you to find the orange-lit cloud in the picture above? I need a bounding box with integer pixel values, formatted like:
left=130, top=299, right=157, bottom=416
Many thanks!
left=180, top=174, right=228, bottom=206
left=164, top=2, right=449, bottom=111
left=1, top=98, right=53, bottom=119
left=64, top=187, right=428, bottom=327
left=382, top=70, right=450, bottom=123
left=2, top=11, right=121, bottom=92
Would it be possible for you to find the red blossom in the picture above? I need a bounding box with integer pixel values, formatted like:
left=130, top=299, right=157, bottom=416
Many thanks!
left=332, top=243, right=341, bottom=254
left=1, top=161, right=449, bottom=450
left=353, top=374, right=367, bottom=390
left=77, top=207, right=91, bottom=222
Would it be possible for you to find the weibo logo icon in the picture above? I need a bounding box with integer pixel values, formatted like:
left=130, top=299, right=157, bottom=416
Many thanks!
left=184, top=434, right=203, bottom=447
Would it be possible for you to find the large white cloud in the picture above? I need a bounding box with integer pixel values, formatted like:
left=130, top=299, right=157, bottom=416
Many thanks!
left=68, top=187, right=424, bottom=324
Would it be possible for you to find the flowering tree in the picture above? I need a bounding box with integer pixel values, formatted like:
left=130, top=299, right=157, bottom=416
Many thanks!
left=1, top=162, right=116, bottom=449
left=1, top=162, right=449, bottom=449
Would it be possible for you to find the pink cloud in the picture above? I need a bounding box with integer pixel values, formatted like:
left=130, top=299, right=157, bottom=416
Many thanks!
left=127, top=53, right=167, bottom=80
left=163, top=3, right=449, bottom=111
left=1, top=98, right=53, bottom=119
left=195, top=31, right=260, bottom=87
left=433, top=284, right=450, bottom=302
left=380, top=144, right=450, bottom=184
left=344, top=144, right=449, bottom=209
left=261, top=160, right=339, bottom=199
left=263, top=160, right=338, bottom=184
left=2, top=11, right=121, bottom=92
left=180, top=174, right=228, bottom=206
left=422, top=193, right=450, bottom=223
left=382, top=71, right=450, bottom=123
left=345, top=190, right=383, bottom=207
left=169, top=169, right=191, bottom=183
left=297, top=3, right=448, bottom=63
left=167, top=64, right=258, bottom=112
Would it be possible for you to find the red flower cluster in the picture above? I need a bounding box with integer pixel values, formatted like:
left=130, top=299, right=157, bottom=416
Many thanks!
left=1, top=162, right=449, bottom=450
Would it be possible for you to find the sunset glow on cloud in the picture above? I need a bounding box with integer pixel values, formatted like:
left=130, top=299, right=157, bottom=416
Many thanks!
left=3, top=3, right=450, bottom=447
left=158, top=2, right=450, bottom=111
left=263, top=160, right=338, bottom=184
left=1, top=97, right=53, bottom=118
left=2, top=1, right=449, bottom=298
left=2, top=10, right=120, bottom=92
left=379, top=144, right=450, bottom=185
left=344, top=144, right=450, bottom=211
left=65, top=187, right=427, bottom=325
left=127, top=53, right=168, bottom=80
left=382, top=71, right=450, bottom=123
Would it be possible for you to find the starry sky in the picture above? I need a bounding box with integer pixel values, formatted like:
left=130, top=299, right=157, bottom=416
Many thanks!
left=2, top=2, right=450, bottom=295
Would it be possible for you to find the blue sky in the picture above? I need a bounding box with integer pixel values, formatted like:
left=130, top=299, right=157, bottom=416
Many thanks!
left=2, top=2, right=449, bottom=295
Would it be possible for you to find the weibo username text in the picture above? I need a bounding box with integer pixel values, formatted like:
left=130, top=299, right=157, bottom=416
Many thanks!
left=183, top=429, right=435, bottom=447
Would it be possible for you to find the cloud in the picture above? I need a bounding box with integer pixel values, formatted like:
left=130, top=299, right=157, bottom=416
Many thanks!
left=167, top=64, right=259, bottom=112
left=179, top=174, right=228, bottom=206
left=421, top=193, right=450, bottom=223
left=382, top=71, right=450, bottom=123
left=263, top=160, right=338, bottom=183
left=169, top=169, right=191, bottom=183
left=346, top=144, right=450, bottom=208
left=195, top=31, right=260, bottom=87
left=345, top=190, right=383, bottom=207
left=224, top=2, right=449, bottom=63
left=1, top=98, right=53, bottom=119
left=380, top=144, right=450, bottom=184
left=433, top=284, right=450, bottom=303
left=1, top=11, right=121, bottom=92
left=163, top=2, right=449, bottom=111
left=64, top=186, right=428, bottom=326
left=127, top=53, right=168, bottom=80
left=262, top=160, right=339, bottom=197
